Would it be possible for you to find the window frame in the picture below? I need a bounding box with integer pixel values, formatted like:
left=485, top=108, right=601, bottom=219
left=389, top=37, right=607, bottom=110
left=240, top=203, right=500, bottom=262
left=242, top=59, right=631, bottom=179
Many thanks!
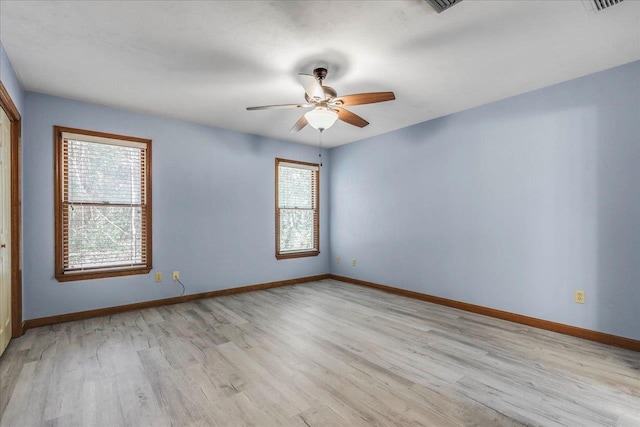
left=54, top=126, right=152, bottom=282
left=275, top=158, right=320, bottom=260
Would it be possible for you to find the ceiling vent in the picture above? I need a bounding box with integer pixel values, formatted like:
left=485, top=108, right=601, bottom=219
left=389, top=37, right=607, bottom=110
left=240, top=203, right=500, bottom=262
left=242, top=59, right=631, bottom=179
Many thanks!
left=424, top=0, right=464, bottom=14
left=583, top=0, right=624, bottom=13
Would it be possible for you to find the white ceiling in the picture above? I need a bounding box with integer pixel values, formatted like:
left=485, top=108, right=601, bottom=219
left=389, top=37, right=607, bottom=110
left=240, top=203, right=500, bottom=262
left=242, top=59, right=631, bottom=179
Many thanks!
left=1, top=0, right=639, bottom=147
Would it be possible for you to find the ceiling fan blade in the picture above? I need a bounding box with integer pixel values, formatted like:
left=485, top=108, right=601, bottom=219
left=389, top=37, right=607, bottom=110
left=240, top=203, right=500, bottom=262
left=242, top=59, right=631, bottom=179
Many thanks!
left=298, top=73, right=325, bottom=100
left=290, top=115, right=308, bottom=132
left=246, top=103, right=312, bottom=111
left=334, top=92, right=395, bottom=107
left=335, top=107, right=369, bottom=128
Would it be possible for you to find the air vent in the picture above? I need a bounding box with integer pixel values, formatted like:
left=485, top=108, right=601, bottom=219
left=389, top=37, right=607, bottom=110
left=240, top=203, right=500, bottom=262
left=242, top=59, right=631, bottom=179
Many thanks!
left=424, top=0, right=464, bottom=14
left=584, top=0, right=624, bottom=12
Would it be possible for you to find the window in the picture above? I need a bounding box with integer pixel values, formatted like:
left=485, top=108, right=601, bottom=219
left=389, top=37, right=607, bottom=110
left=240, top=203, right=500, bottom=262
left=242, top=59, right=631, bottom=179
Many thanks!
left=54, top=126, right=152, bottom=281
left=275, top=158, right=319, bottom=259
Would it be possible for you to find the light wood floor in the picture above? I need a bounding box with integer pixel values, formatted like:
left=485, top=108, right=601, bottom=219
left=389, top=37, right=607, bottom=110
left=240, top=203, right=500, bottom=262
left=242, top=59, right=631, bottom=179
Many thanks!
left=1, top=279, right=639, bottom=426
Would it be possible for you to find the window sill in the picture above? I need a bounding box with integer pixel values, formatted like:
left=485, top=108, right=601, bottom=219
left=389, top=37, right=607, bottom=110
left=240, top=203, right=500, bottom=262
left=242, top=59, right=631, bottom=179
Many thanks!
left=276, top=251, right=320, bottom=260
left=55, top=266, right=152, bottom=282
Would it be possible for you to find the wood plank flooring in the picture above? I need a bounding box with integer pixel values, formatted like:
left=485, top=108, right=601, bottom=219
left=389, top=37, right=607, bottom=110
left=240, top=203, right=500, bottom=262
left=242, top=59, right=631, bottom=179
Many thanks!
left=1, top=279, right=639, bottom=426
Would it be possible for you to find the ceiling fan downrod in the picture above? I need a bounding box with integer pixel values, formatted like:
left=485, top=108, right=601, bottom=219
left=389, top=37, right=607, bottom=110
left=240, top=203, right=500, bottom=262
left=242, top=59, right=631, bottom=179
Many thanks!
left=313, top=68, right=328, bottom=84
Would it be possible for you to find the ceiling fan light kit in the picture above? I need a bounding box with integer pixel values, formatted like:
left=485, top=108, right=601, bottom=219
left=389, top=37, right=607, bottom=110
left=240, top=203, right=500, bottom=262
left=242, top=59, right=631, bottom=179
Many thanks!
left=247, top=67, right=396, bottom=133
left=304, top=108, right=338, bottom=131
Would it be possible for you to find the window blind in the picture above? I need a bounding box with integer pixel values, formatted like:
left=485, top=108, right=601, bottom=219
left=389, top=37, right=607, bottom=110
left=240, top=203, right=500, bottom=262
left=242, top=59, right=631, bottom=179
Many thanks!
left=61, top=136, right=148, bottom=271
left=277, top=160, right=319, bottom=255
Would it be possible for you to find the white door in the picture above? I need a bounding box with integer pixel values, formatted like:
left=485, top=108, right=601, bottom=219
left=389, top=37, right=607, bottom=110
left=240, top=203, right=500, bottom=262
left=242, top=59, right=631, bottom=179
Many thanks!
left=0, top=107, right=11, bottom=356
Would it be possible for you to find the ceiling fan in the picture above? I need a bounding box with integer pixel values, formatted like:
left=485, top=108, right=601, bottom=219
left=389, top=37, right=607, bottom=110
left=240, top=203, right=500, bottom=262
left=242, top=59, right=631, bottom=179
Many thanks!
left=246, top=67, right=395, bottom=132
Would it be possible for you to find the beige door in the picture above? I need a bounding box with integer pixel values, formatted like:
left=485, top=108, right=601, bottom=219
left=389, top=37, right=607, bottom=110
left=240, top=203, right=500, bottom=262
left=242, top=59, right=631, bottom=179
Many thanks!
left=0, top=107, right=11, bottom=356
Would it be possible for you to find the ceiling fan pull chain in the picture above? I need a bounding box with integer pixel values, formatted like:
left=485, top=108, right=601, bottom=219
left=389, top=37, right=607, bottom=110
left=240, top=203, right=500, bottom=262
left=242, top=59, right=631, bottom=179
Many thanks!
left=318, top=129, right=323, bottom=167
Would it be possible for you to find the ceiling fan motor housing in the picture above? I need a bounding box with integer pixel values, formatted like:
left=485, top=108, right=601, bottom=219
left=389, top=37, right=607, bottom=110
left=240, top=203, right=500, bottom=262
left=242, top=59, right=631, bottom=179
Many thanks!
left=305, top=86, right=337, bottom=103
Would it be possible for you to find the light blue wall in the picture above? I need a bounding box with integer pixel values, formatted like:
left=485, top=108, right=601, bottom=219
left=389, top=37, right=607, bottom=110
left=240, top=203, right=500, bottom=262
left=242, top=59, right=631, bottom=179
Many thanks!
left=329, top=61, right=640, bottom=340
left=18, top=58, right=640, bottom=340
left=0, top=41, right=24, bottom=114
left=23, top=92, right=330, bottom=319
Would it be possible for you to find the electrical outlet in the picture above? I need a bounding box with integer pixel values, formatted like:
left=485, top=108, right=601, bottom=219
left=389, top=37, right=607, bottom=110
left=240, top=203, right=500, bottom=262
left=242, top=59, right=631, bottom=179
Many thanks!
left=155, top=272, right=162, bottom=282
left=173, top=271, right=179, bottom=281
left=352, top=259, right=357, bottom=267
left=336, top=256, right=341, bottom=264
left=575, top=290, right=585, bottom=304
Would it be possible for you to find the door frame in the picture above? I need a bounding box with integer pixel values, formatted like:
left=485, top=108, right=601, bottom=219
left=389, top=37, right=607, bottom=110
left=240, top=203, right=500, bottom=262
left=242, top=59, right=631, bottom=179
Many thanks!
left=0, top=82, right=22, bottom=337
